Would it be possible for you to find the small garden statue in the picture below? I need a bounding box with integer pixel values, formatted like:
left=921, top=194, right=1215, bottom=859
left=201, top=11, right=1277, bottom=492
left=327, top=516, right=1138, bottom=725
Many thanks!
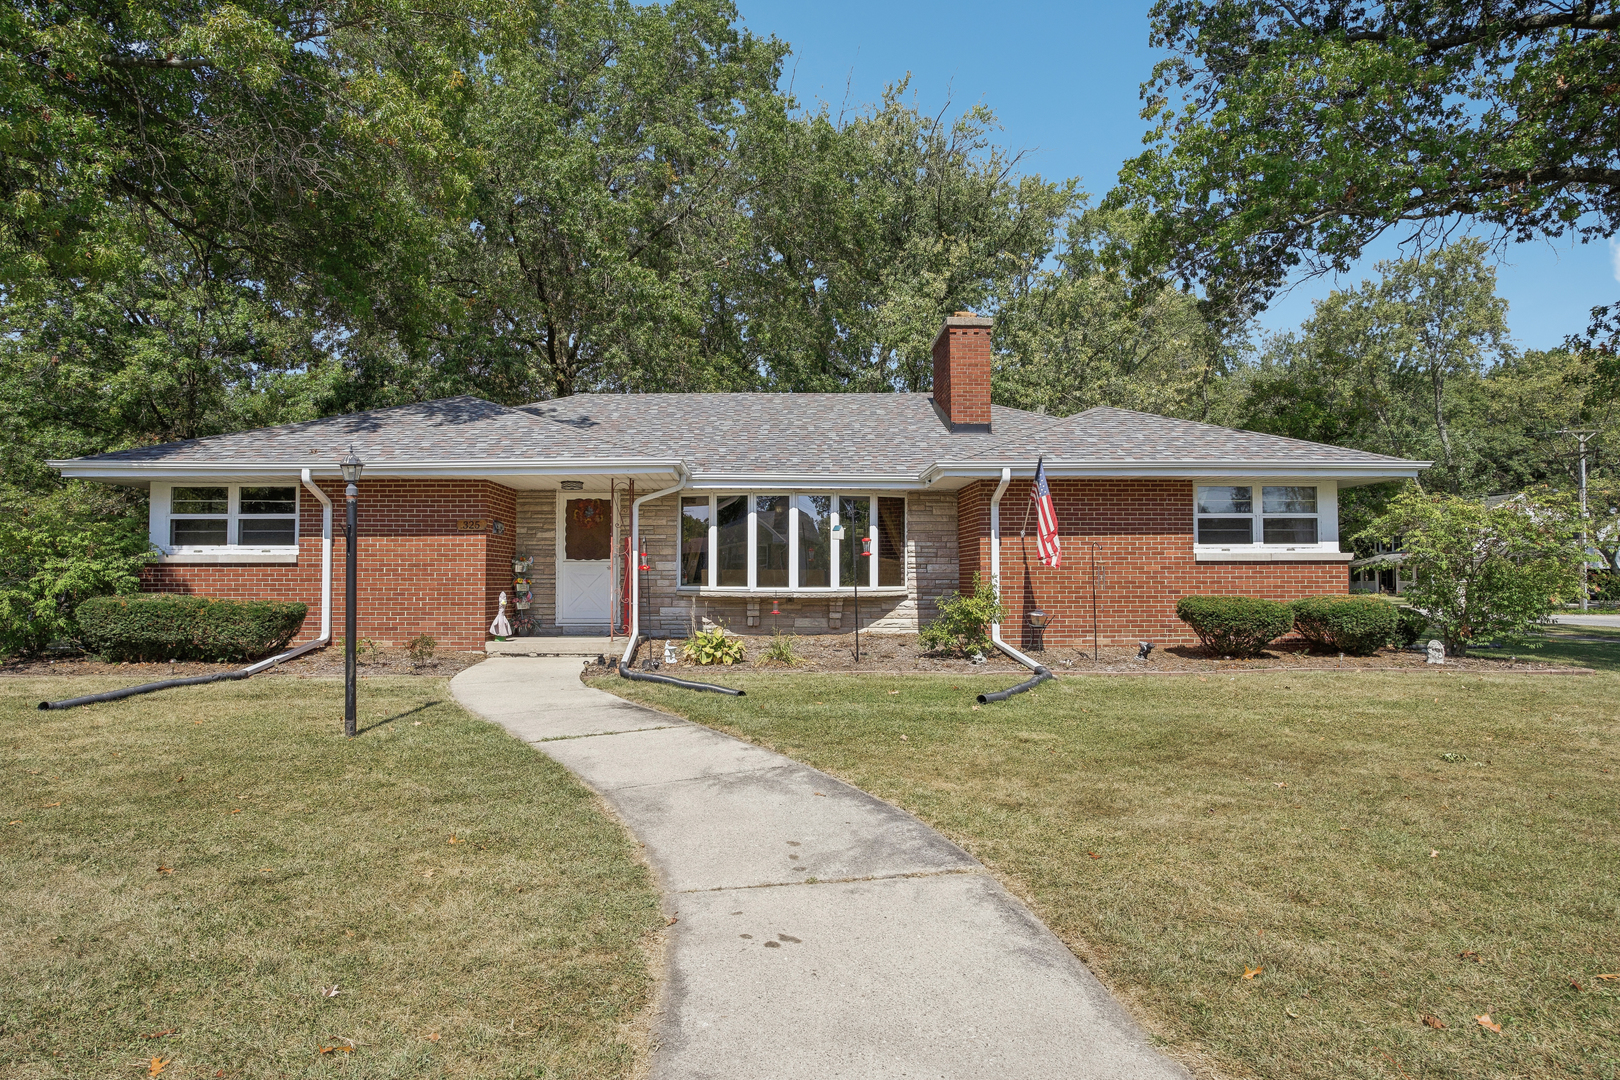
left=490, top=591, right=512, bottom=639
left=1426, top=639, right=1444, bottom=665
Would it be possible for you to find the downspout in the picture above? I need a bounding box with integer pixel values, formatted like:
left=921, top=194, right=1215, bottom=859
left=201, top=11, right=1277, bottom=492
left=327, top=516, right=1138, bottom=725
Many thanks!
left=39, top=470, right=336, bottom=710
left=977, top=467, right=1052, bottom=704
left=618, top=470, right=744, bottom=696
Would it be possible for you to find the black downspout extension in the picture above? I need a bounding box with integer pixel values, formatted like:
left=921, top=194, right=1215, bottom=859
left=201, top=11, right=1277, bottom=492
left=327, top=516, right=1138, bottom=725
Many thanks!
left=976, top=665, right=1053, bottom=705
left=617, top=637, right=746, bottom=696
left=40, top=668, right=253, bottom=710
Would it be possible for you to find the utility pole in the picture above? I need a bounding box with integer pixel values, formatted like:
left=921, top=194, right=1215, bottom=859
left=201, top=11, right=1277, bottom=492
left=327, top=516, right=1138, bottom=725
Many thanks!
left=1552, top=430, right=1598, bottom=612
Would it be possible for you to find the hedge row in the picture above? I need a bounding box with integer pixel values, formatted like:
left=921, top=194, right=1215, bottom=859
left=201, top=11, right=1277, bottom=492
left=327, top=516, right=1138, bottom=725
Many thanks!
left=77, top=595, right=308, bottom=662
left=1176, top=594, right=1420, bottom=657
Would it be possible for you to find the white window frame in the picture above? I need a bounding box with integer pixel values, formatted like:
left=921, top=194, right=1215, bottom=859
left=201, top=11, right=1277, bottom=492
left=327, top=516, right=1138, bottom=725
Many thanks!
left=677, top=491, right=906, bottom=592
left=150, top=482, right=301, bottom=562
left=1193, top=480, right=1340, bottom=559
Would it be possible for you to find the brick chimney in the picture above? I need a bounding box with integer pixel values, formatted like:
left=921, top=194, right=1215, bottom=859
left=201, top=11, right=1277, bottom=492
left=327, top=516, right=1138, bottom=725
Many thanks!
left=931, top=311, right=994, bottom=431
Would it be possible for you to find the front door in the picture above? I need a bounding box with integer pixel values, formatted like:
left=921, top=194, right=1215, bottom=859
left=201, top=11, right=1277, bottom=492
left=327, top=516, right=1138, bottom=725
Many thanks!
left=558, top=496, right=613, bottom=627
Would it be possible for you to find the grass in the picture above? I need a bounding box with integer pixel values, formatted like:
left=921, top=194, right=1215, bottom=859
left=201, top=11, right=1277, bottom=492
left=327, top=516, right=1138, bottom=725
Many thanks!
left=1470, top=626, right=1620, bottom=673
left=602, top=669, right=1620, bottom=1080
left=0, top=676, right=661, bottom=1080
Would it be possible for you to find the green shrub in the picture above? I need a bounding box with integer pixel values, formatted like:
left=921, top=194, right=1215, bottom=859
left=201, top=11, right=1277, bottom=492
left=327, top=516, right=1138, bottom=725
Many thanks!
left=1289, top=595, right=1399, bottom=655
left=919, top=574, right=1006, bottom=657
left=0, top=515, right=154, bottom=656
left=682, top=626, right=746, bottom=666
left=1175, top=595, right=1294, bottom=658
left=77, top=595, right=308, bottom=662
left=1393, top=606, right=1430, bottom=649
left=406, top=634, right=437, bottom=662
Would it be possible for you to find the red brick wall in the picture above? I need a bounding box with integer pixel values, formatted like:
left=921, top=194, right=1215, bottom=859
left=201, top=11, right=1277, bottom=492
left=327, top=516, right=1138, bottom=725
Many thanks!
left=141, top=479, right=519, bottom=650
left=955, top=478, right=1349, bottom=648
left=932, top=321, right=992, bottom=427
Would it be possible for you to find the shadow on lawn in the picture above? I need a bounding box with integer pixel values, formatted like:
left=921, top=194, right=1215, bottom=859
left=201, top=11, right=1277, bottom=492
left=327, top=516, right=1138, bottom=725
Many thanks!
left=358, top=699, right=443, bottom=734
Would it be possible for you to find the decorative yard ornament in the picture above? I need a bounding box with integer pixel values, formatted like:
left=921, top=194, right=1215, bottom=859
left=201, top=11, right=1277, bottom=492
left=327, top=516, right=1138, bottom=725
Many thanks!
left=490, top=592, right=512, bottom=639
left=1426, top=639, right=1445, bottom=665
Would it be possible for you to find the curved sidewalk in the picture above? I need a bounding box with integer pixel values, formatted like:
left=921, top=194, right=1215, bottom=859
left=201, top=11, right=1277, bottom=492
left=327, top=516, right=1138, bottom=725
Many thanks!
left=451, top=657, right=1188, bottom=1080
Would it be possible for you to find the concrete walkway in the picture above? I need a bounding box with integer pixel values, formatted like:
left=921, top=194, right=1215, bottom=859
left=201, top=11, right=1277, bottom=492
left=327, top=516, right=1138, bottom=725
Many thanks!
left=450, top=657, right=1189, bottom=1080
left=1550, top=613, right=1620, bottom=630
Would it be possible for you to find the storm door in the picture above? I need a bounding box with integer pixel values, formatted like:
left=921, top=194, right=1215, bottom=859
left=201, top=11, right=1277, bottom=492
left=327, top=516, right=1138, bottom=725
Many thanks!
left=558, top=496, right=613, bottom=628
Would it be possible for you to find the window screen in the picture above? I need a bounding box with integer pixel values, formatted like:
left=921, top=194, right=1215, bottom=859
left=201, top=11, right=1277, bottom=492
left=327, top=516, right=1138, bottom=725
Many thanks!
left=877, top=497, right=905, bottom=586
left=716, top=495, right=748, bottom=586
left=680, top=497, right=710, bottom=586
left=796, top=495, right=832, bottom=588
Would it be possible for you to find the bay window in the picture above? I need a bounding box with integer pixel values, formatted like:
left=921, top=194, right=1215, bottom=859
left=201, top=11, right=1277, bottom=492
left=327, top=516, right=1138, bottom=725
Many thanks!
left=678, top=493, right=906, bottom=590
left=1196, top=484, right=1324, bottom=547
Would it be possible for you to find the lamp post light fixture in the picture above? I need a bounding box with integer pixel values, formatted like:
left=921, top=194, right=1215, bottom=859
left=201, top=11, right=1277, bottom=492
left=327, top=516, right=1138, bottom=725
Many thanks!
left=340, top=447, right=363, bottom=737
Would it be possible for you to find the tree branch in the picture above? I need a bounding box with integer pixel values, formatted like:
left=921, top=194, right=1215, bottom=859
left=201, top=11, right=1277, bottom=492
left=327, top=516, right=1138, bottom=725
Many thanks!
left=100, top=54, right=210, bottom=70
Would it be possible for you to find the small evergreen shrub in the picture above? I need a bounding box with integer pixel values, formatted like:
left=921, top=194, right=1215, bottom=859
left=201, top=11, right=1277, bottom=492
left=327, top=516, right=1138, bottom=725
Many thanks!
left=1175, top=596, right=1294, bottom=658
left=683, top=626, right=746, bottom=665
left=1289, top=595, right=1399, bottom=655
left=78, top=595, right=308, bottom=662
left=1393, top=606, right=1430, bottom=649
left=919, top=574, right=1006, bottom=657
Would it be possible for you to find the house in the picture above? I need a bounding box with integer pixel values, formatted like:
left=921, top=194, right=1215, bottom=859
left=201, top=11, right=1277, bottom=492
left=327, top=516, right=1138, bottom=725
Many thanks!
left=50, top=314, right=1428, bottom=651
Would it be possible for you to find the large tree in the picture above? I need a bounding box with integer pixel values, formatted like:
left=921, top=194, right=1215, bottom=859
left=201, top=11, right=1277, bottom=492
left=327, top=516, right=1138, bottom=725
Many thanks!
left=1119, top=0, right=1620, bottom=331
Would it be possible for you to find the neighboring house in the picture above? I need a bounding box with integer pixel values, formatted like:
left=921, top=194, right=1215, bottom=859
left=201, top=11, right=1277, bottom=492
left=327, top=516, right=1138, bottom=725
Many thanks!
left=51, top=314, right=1428, bottom=650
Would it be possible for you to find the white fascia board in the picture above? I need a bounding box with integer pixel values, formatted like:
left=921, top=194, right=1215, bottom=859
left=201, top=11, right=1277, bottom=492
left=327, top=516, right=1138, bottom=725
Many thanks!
left=923, top=461, right=1430, bottom=483
left=49, top=458, right=687, bottom=482
left=683, top=471, right=924, bottom=491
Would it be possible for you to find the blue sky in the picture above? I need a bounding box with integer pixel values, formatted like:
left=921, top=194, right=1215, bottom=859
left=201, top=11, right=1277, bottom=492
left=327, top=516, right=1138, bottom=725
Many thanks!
left=736, top=0, right=1617, bottom=352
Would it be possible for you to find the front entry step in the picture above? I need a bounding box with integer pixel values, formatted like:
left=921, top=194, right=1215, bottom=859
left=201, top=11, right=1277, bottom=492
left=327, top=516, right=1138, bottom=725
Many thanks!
left=485, top=636, right=617, bottom=657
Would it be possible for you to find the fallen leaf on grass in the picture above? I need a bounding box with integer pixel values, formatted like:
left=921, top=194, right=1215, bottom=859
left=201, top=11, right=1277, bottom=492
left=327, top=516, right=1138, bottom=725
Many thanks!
left=1243, top=966, right=1263, bottom=979
left=425, top=1032, right=440, bottom=1043
left=1475, top=1014, right=1501, bottom=1033
left=1459, top=950, right=1479, bottom=962
left=1285, top=1008, right=1299, bottom=1019
left=6, top=821, right=19, bottom=825
left=141, top=1028, right=177, bottom=1039
left=320, top=985, right=341, bottom=998
left=1431, top=850, right=1440, bottom=858
left=230, top=808, right=242, bottom=814
left=148, top=1059, right=170, bottom=1076
left=1087, top=852, right=1100, bottom=859
left=898, top=734, right=908, bottom=741
left=1571, top=980, right=1584, bottom=991
left=422, top=869, right=435, bottom=878
left=448, top=835, right=463, bottom=844
left=1273, top=782, right=1288, bottom=788
left=317, top=1046, right=352, bottom=1055
left=1594, top=973, right=1620, bottom=981
left=887, top=690, right=899, bottom=695
left=41, top=802, right=60, bottom=808
left=156, top=866, right=173, bottom=875
left=1421, top=1014, right=1444, bottom=1029
left=665, top=914, right=679, bottom=926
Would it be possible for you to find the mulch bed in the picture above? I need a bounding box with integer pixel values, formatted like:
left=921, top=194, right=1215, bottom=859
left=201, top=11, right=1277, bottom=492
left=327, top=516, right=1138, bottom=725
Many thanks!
left=0, top=647, right=489, bottom=679
left=587, top=633, right=1593, bottom=679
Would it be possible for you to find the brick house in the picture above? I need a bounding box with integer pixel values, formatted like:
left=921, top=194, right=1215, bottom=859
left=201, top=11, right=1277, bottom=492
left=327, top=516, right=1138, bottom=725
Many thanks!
left=51, top=314, right=1426, bottom=652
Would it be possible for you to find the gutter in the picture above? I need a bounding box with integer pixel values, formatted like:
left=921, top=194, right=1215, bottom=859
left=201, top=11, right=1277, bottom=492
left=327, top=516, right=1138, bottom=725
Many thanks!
left=617, top=469, right=743, bottom=697
left=38, top=470, right=335, bottom=710
left=975, top=467, right=1052, bottom=705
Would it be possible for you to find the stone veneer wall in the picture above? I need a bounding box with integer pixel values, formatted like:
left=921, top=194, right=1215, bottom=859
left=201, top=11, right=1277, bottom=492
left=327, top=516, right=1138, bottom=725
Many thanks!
left=615, top=489, right=961, bottom=638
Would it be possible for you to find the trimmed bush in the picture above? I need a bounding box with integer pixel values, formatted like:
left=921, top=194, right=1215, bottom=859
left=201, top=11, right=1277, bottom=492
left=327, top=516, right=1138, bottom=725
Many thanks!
left=1175, top=596, right=1294, bottom=657
left=77, top=595, right=308, bottom=662
left=1289, top=595, right=1399, bottom=655
left=1393, top=606, right=1431, bottom=649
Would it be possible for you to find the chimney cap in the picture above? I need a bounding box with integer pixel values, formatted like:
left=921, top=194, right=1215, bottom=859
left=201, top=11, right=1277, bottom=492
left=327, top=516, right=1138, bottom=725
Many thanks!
left=932, top=312, right=994, bottom=350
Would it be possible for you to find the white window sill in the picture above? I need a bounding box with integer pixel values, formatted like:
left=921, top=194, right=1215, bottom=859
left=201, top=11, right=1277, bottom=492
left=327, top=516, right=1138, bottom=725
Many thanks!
left=675, top=586, right=910, bottom=598
left=1194, top=547, right=1353, bottom=563
left=156, top=549, right=299, bottom=565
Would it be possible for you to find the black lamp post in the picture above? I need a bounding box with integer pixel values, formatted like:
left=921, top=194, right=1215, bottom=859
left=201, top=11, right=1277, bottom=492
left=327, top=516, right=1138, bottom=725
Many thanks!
left=340, top=447, right=364, bottom=737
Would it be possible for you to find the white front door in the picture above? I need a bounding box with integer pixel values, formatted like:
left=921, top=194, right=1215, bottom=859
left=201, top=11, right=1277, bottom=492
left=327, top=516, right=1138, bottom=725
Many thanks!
left=558, top=496, right=613, bottom=628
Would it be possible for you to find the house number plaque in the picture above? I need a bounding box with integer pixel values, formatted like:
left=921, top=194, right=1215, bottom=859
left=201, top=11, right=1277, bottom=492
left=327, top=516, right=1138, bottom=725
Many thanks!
left=456, top=519, right=489, bottom=532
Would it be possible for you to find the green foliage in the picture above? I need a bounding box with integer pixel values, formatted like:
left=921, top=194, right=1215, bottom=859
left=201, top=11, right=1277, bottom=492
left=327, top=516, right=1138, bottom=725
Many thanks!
left=406, top=634, right=438, bottom=662
left=1357, top=487, right=1587, bottom=655
left=918, top=574, right=1006, bottom=657
left=1175, top=596, right=1294, bottom=658
left=77, top=595, right=307, bottom=662
left=0, top=514, right=153, bottom=656
left=682, top=626, right=746, bottom=666
left=1394, top=607, right=1431, bottom=649
left=1120, top=0, right=1620, bottom=323
left=1289, top=595, right=1399, bottom=656
left=761, top=630, right=798, bottom=666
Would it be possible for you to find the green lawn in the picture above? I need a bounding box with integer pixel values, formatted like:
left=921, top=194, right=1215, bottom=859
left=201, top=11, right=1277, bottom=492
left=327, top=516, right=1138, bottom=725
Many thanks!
left=601, top=669, right=1620, bottom=1080
left=1, top=676, right=661, bottom=1080
left=1470, top=626, right=1620, bottom=673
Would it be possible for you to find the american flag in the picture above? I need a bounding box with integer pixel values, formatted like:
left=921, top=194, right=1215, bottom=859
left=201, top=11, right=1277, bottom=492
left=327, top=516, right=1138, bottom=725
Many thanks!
left=1032, top=457, right=1062, bottom=568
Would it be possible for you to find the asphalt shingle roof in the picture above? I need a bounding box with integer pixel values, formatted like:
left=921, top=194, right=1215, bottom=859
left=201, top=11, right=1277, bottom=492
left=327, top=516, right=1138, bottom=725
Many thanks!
left=57, top=392, right=1425, bottom=477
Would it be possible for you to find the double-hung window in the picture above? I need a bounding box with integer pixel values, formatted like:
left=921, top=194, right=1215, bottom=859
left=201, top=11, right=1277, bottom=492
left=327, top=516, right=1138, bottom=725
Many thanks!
left=678, top=493, right=906, bottom=589
left=161, top=484, right=300, bottom=551
left=1196, top=485, right=1321, bottom=547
